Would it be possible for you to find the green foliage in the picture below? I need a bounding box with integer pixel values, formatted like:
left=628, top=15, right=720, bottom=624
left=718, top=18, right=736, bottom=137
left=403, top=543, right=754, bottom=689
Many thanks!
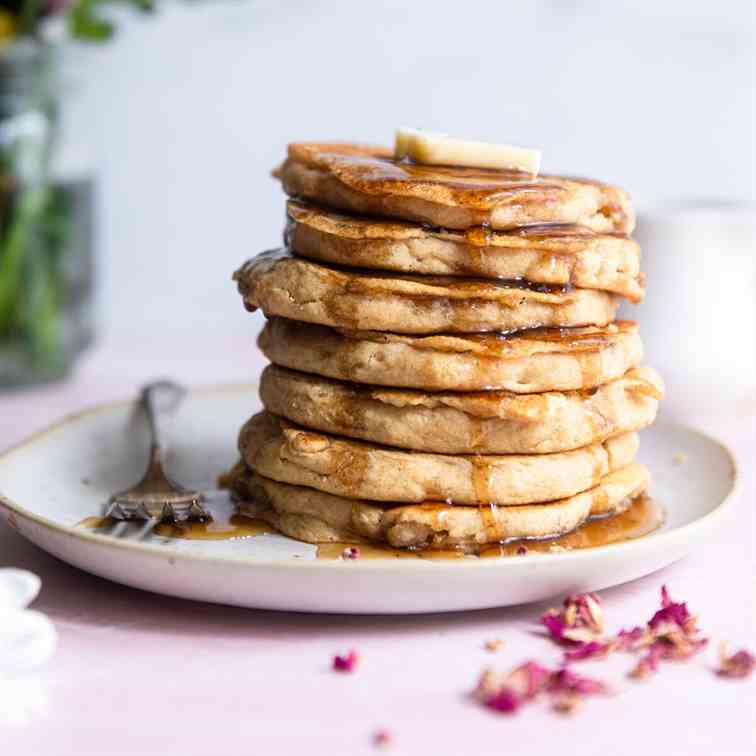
left=0, top=183, right=72, bottom=374
left=17, top=0, right=44, bottom=37
left=67, top=0, right=156, bottom=42
left=3, top=0, right=157, bottom=41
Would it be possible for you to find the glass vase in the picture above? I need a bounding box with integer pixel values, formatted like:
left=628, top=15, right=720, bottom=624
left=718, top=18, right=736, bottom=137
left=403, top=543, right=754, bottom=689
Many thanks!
left=0, top=41, right=93, bottom=387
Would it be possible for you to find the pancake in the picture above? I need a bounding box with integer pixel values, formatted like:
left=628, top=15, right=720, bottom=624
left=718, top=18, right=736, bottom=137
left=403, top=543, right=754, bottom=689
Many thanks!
left=286, top=201, right=644, bottom=302
left=235, top=249, right=619, bottom=334
left=259, top=365, right=663, bottom=454
left=276, top=143, right=634, bottom=233
left=258, top=318, right=643, bottom=392
left=230, top=464, right=650, bottom=549
left=238, top=412, right=638, bottom=506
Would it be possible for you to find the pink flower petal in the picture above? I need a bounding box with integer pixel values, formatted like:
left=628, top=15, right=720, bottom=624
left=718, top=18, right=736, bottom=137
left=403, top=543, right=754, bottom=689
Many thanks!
left=542, top=593, right=603, bottom=646
left=564, top=640, right=610, bottom=662
left=717, top=648, right=756, bottom=679
left=548, top=667, right=608, bottom=696
left=541, top=612, right=567, bottom=642
left=615, top=626, right=645, bottom=651
left=485, top=687, right=522, bottom=713
left=510, top=660, right=550, bottom=699
left=372, top=729, right=392, bottom=747
left=333, top=650, right=359, bottom=672
left=661, top=584, right=672, bottom=607
left=629, top=643, right=664, bottom=679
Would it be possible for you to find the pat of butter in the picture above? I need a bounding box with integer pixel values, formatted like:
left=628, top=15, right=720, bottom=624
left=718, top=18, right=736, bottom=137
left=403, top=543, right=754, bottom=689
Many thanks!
left=394, top=127, right=541, bottom=175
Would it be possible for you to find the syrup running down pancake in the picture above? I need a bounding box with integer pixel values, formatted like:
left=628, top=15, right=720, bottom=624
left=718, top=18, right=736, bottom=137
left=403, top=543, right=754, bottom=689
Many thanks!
left=229, top=464, right=650, bottom=549
left=238, top=411, right=639, bottom=506
left=285, top=200, right=644, bottom=302
left=277, top=142, right=635, bottom=233
left=259, top=364, right=663, bottom=454
left=258, top=318, right=643, bottom=392
left=235, top=249, right=620, bottom=334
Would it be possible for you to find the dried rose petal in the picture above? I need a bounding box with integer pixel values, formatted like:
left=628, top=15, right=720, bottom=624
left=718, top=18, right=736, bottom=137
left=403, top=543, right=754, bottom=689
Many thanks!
left=562, top=627, right=603, bottom=643
left=661, top=585, right=672, bottom=606
left=516, top=545, right=528, bottom=556
left=546, top=667, right=609, bottom=714
left=629, top=643, right=664, bottom=679
left=473, top=667, right=506, bottom=701
left=341, top=546, right=361, bottom=560
left=372, top=729, right=392, bottom=747
left=508, top=660, right=550, bottom=700
left=717, top=644, right=755, bottom=679
left=474, top=657, right=609, bottom=717
left=485, top=687, right=522, bottom=713
left=473, top=661, right=551, bottom=716
left=649, top=602, right=690, bottom=631
left=541, top=593, right=604, bottom=645
left=626, top=586, right=708, bottom=679
left=578, top=594, right=604, bottom=632
left=660, top=631, right=708, bottom=660
left=541, top=613, right=568, bottom=643
left=548, top=667, right=608, bottom=697
left=651, top=585, right=700, bottom=634
left=564, top=640, right=611, bottom=662
left=629, top=632, right=706, bottom=679
left=333, top=650, right=359, bottom=672
left=615, top=626, right=645, bottom=651
left=552, top=693, right=581, bottom=714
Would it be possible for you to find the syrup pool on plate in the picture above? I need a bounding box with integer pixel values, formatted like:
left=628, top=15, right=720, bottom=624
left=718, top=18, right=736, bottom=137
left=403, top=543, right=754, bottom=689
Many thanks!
left=315, top=494, right=664, bottom=559
left=76, top=492, right=273, bottom=541
left=77, top=493, right=663, bottom=557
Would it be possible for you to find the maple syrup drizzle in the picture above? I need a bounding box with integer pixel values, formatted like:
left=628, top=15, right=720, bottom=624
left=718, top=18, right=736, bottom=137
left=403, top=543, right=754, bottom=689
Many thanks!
left=76, top=494, right=273, bottom=541
left=245, top=248, right=572, bottom=295
left=468, top=454, right=501, bottom=542
left=470, top=454, right=494, bottom=503
left=241, top=249, right=595, bottom=342
left=314, top=151, right=554, bottom=205
left=288, top=201, right=609, bottom=246
left=76, top=494, right=663, bottom=557
left=464, top=226, right=494, bottom=247
left=260, top=318, right=638, bottom=395
left=287, top=204, right=638, bottom=295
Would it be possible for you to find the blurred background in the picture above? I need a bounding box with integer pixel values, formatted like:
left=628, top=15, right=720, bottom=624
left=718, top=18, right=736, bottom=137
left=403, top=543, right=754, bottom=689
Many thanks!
left=0, top=0, right=754, bottom=406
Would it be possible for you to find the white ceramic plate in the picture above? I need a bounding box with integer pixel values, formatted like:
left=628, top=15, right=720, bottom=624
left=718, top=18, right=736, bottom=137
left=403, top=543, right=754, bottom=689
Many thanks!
left=0, top=386, right=737, bottom=614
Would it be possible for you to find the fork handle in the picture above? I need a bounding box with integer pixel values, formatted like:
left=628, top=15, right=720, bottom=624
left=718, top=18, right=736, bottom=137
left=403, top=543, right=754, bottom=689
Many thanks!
left=140, top=381, right=186, bottom=453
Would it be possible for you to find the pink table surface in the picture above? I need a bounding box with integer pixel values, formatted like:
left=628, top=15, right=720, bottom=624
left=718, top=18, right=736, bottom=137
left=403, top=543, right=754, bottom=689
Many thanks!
left=1, top=337, right=755, bottom=756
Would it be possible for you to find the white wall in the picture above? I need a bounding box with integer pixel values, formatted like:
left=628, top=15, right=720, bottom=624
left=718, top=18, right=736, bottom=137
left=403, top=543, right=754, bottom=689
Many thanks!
left=57, top=0, right=756, bottom=339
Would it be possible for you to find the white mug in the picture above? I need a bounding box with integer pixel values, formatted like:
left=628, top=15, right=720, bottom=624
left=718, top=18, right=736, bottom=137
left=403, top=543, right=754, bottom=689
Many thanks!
left=619, top=204, right=756, bottom=420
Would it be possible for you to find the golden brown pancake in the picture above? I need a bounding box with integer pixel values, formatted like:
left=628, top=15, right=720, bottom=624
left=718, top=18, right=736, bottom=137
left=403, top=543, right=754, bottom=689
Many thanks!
left=230, top=463, right=650, bottom=549
left=286, top=200, right=644, bottom=302
left=258, top=318, right=643, bottom=392
left=235, top=249, right=619, bottom=334
left=259, top=364, right=663, bottom=454
left=238, top=412, right=638, bottom=506
left=276, top=143, right=634, bottom=233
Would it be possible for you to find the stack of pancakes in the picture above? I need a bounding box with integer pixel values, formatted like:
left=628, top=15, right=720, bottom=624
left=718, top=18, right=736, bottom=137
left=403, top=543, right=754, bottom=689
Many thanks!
left=225, top=142, right=663, bottom=551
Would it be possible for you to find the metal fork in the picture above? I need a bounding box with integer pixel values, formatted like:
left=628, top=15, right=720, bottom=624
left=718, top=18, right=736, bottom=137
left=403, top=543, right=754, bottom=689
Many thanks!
left=106, top=381, right=207, bottom=522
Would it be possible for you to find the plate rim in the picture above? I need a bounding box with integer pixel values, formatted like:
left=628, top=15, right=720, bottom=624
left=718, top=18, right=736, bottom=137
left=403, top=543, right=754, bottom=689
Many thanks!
left=0, top=384, right=740, bottom=572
